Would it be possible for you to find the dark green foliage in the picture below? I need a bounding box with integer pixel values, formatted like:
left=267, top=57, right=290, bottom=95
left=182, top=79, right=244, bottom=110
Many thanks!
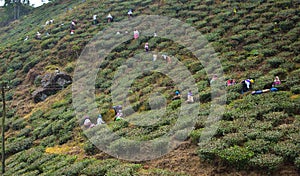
left=83, top=141, right=99, bottom=155
left=198, top=89, right=211, bottom=102
left=168, top=99, right=181, bottom=110
left=267, top=57, right=285, bottom=68
left=5, top=137, right=34, bottom=156
left=226, top=92, right=241, bottom=104
left=53, top=159, right=91, bottom=176
left=291, top=85, right=300, bottom=94
left=198, top=139, right=228, bottom=161
left=17, top=127, right=31, bottom=138
left=244, top=139, right=270, bottom=154
left=273, top=141, right=299, bottom=160
left=217, top=145, right=254, bottom=169
left=260, top=130, right=283, bottom=143
left=295, top=157, right=300, bottom=169
left=40, top=135, right=56, bottom=147
left=11, top=117, right=26, bottom=130
left=23, top=56, right=41, bottom=73
left=81, top=159, right=120, bottom=176
left=189, top=128, right=203, bottom=144
left=249, top=154, right=283, bottom=172
left=263, top=112, right=288, bottom=126
left=108, top=138, right=141, bottom=157
left=106, top=163, right=142, bottom=176
left=222, top=133, right=246, bottom=146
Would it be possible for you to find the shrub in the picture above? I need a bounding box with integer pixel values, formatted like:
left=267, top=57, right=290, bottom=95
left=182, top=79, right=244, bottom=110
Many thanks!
left=10, top=78, right=23, bottom=87
left=110, top=120, right=129, bottom=132
left=244, top=139, right=270, bottom=154
left=216, top=120, right=238, bottom=136
left=249, top=153, right=283, bottom=172
left=174, top=129, right=189, bottom=141
left=273, top=141, right=299, bottom=160
left=291, top=85, right=300, bottom=94
left=152, top=138, right=169, bottom=156
left=40, top=135, right=56, bottom=147
left=17, top=127, right=31, bottom=138
left=108, top=138, right=141, bottom=157
left=252, top=75, right=273, bottom=90
left=83, top=141, right=99, bottom=155
left=217, top=145, right=254, bottom=169
left=269, top=68, right=288, bottom=78
left=295, top=157, right=300, bottom=169
left=189, top=128, right=203, bottom=144
left=222, top=133, right=246, bottom=146
left=23, top=56, right=41, bottom=73
left=41, top=38, right=59, bottom=49
left=81, top=159, right=120, bottom=176
left=261, top=48, right=277, bottom=57
left=199, top=89, right=211, bottom=103
left=226, top=92, right=241, bottom=104
left=263, top=112, right=288, bottom=126
left=197, top=139, right=228, bottom=161
left=41, top=156, right=76, bottom=174
left=279, top=20, right=294, bottom=31
left=5, top=137, right=34, bottom=156
left=280, top=61, right=296, bottom=72
left=292, top=55, right=300, bottom=63
left=267, top=57, right=285, bottom=68
left=11, top=118, right=26, bottom=130
left=260, top=130, right=283, bottom=143
left=38, top=123, right=53, bottom=139
left=54, top=160, right=91, bottom=176
left=51, top=120, right=64, bottom=133
left=58, top=131, right=72, bottom=145
left=106, top=164, right=141, bottom=176
left=168, top=99, right=181, bottom=110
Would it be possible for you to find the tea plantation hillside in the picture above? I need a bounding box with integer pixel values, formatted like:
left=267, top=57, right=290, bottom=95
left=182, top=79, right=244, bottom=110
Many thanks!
left=0, top=0, right=300, bottom=175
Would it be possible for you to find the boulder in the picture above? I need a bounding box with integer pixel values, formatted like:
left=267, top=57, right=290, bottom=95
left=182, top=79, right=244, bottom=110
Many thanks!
left=32, top=72, right=72, bottom=103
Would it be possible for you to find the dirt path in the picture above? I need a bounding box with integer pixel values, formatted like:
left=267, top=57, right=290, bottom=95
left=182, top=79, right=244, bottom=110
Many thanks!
left=145, top=141, right=214, bottom=176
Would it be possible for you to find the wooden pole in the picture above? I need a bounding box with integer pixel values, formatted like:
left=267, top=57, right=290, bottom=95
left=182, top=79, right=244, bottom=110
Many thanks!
left=1, top=84, right=6, bottom=174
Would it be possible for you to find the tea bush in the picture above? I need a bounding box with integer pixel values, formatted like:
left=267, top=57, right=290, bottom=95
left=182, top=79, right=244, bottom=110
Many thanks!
left=249, top=153, right=283, bottom=172
left=5, top=137, right=34, bottom=156
left=273, top=141, right=299, bottom=161
left=81, top=159, right=120, bottom=176
left=108, top=138, right=141, bottom=157
left=11, top=117, right=26, bottom=130
left=291, top=85, right=300, bottom=94
left=222, top=133, right=246, bottom=146
left=53, top=159, right=91, bottom=176
left=217, top=145, right=254, bottom=169
left=244, top=139, right=270, bottom=154
left=295, top=157, right=300, bottom=169
left=267, top=57, right=285, bottom=68
left=83, top=141, right=99, bottom=155
left=189, top=128, right=203, bottom=144
left=106, top=163, right=141, bottom=176
left=260, top=130, right=283, bottom=143
left=152, top=138, right=169, bottom=155
left=197, top=139, right=228, bottom=161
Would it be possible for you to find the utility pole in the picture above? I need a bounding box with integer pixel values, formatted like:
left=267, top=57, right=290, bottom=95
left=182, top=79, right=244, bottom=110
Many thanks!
left=1, top=82, right=6, bottom=174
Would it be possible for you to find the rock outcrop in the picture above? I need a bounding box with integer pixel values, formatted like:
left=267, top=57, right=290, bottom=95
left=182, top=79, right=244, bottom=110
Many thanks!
left=32, top=72, right=72, bottom=103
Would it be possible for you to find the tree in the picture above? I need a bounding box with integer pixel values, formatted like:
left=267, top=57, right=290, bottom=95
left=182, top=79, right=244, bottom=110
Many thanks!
left=0, top=81, right=8, bottom=174
left=0, top=0, right=32, bottom=22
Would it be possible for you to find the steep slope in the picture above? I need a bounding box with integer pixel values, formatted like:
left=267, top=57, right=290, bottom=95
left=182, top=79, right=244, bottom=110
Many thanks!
left=0, top=0, right=299, bottom=175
